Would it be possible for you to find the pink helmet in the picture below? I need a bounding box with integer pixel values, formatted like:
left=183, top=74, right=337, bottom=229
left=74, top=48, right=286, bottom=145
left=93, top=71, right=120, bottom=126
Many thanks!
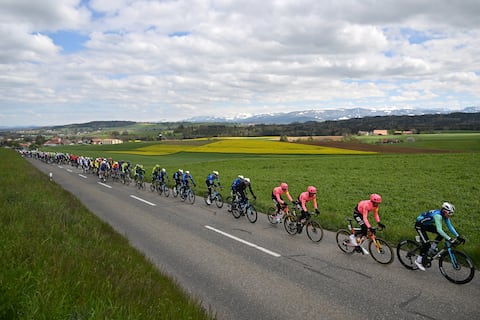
left=280, top=183, right=288, bottom=191
left=370, top=193, right=382, bottom=204
left=307, top=186, right=316, bottom=194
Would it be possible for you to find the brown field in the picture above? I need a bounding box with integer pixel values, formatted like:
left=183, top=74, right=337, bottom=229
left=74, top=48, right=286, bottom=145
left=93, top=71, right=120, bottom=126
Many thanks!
left=297, top=140, right=453, bottom=154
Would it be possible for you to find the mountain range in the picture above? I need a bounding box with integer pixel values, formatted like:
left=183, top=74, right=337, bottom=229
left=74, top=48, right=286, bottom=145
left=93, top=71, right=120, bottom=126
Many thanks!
left=186, top=106, right=480, bottom=124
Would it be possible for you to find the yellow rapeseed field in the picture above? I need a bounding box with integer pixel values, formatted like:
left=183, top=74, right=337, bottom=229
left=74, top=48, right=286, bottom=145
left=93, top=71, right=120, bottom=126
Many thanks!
left=115, top=139, right=375, bottom=155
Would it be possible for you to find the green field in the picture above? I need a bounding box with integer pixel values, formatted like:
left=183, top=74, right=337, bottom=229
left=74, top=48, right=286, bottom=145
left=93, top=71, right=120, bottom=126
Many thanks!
left=355, top=132, right=480, bottom=152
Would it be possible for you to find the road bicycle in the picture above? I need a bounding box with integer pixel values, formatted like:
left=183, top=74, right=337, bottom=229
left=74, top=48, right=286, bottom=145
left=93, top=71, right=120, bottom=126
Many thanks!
left=135, top=175, right=146, bottom=190
left=397, top=237, right=475, bottom=284
left=336, top=218, right=394, bottom=264
left=120, top=170, right=132, bottom=186
left=267, top=203, right=291, bottom=224
left=157, top=180, right=170, bottom=197
left=150, top=179, right=160, bottom=192
left=204, top=185, right=224, bottom=208
left=179, top=184, right=195, bottom=204
left=226, top=195, right=257, bottom=223
left=283, top=208, right=323, bottom=242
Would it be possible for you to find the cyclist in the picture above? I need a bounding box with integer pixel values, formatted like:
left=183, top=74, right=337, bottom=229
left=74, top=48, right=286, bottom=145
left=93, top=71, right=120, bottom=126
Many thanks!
left=158, top=168, right=168, bottom=186
left=205, top=171, right=221, bottom=204
left=182, top=170, right=196, bottom=191
left=151, top=164, right=161, bottom=182
left=350, top=194, right=385, bottom=255
left=413, top=202, right=465, bottom=271
left=237, top=177, right=256, bottom=208
left=173, top=169, right=183, bottom=191
left=272, top=182, right=293, bottom=222
left=121, top=161, right=131, bottom=181
left=231, top=175, right=244, bottom=201
left=134, top=164, right=145, bottom=183
left=99, top=159, right=109, bottom=180
left=295, top=186, right=320, bottom=233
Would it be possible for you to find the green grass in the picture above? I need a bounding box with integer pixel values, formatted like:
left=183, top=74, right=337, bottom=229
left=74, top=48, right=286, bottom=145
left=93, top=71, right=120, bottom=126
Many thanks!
left=355, top=132, right=480, bottom=152
left=0, top=148, right=214, bottom=319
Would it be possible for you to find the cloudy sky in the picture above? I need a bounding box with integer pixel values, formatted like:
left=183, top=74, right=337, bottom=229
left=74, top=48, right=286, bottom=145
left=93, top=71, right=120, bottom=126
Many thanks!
left=1, top=0, right=479, bottom=127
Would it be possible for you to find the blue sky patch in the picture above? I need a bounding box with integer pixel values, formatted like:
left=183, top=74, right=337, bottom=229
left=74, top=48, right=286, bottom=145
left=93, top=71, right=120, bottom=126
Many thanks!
left=47, top=31, right=89, bottom=54
left=168, top=31, right=190, bottom=37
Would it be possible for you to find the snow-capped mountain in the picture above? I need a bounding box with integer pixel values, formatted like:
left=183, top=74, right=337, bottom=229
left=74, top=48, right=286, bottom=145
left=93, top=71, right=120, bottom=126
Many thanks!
left=186, top=106, right=480, bottom=124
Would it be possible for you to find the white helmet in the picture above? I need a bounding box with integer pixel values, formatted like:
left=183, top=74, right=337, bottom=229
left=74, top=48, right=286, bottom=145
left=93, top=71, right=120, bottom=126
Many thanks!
left=179, top=169, right=183, bottom=173
left=161, top=168, right=166, bottom=172
left=238, top=175, right=244, bottom=179
left=442, top=202, right=455, bottom=215
left=244, top=177, right=250, bottom=183
left=185, top=170, right=190, bottom=174
left=213, top=170, right=219, bottom=175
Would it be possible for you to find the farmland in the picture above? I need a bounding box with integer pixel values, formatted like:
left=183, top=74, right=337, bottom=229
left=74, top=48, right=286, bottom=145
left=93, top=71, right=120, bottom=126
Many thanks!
left=40, top=134, right=480, bottom=263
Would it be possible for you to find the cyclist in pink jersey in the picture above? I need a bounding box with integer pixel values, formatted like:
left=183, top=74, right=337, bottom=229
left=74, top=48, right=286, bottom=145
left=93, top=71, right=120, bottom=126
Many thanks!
left=350, top=194, right=385, bottom=254
left=271, top=183, right=293, bottom=222
left=295, top=186, right=320, bottom=233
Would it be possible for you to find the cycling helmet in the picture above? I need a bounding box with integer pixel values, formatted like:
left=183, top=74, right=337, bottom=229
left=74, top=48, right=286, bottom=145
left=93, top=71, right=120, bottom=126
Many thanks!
left=213, top=171, right=219, bottom=176
left=244, top=177, right=250, bottom=183
left=179, top=169, right=183, bottom=173
left=442, top=202, right=455, bottom=215
left=185, top=170, right=190, bottom=174
left=307, top=186, right=316, bottom=194
left=370, top=193, right=382, bottom=204
left=238, top=175, right=244, bottom=179
left=280, top=183, right=288, bottom=191
left=161, top=168, right=166, bottom=172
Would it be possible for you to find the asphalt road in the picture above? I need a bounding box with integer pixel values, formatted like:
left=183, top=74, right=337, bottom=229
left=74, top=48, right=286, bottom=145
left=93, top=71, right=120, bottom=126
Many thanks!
left=28, top=158, right=479, bottom=320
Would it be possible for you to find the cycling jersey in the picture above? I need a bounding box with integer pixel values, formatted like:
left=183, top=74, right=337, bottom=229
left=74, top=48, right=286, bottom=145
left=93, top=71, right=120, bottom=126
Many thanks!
left=354, top=200, right=379, bottom=228
left=272, top=186, right=293, bottom=204
left=297, top=191, right=317, bottom=212
left=416, top=209, right=459, bottom=240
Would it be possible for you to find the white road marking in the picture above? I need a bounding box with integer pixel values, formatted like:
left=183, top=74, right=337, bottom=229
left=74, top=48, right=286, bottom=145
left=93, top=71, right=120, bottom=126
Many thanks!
left=130, top=195, right=157, bottom=206
left=78, top=174, right=87, bottom=179
left=66, top=169, right=73, bottom=172
left=205, top=225, right=281, bottom=257
left=97, top=182, right=112, bottom=188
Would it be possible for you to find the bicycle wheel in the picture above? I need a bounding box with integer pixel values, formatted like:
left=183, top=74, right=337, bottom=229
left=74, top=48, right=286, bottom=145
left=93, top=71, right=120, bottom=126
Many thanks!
left=187, top=190, right=195, bottom=204
left=267, top=207, right=279, bottom=224
left=163, top=185, right=170, bottom=197
left=214, top=194, right=223, bottom=208
left=172, top=186, right=178, bottom=198
left=150, top=183, right=156, bottom=192
left=283, top=215, right=297, bottom=235
left=203, top=192, right=211, bottom=205
left=157, top=184, right=163, bottom=196
left=141, top=182, right=146, bottom=190
left=396, top=239, right=421, bottom=270
left=439, top=250, right=475, bottom=284
left=246, top=205, right=257, bottom=223
left=336, top=229, right=355, bottom=254
left=306, top=221, right=323, bottom=242
left=368, top=237, right=394, bottom=264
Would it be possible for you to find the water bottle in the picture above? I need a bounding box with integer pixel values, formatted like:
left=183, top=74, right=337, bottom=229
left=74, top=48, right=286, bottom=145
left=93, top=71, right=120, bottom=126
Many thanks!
left=415, top=235, right=421, bottom=242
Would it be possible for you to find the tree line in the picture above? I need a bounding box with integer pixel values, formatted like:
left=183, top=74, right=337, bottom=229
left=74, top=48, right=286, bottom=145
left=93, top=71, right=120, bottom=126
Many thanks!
left=173, top=112, right=480, bottom=139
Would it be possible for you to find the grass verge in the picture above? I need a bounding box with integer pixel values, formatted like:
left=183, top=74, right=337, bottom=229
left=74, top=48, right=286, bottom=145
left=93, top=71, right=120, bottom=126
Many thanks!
left=0, top=148, right=214, bottom=320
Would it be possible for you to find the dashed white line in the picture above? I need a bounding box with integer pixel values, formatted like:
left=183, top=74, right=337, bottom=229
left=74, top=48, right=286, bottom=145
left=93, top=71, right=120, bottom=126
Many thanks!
left=97, top=182, right=112, bottom=188
left=205, top=225, right=281, bottom=257
left=78, top=174, right=87, bottom=179
left=66, top=169, right=73, bottom=173
left=130, top=195, right=157, bottom=206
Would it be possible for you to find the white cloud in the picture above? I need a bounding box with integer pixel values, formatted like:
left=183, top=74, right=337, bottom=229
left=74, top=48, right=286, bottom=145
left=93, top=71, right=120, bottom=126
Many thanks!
left=0, top=0, right=479, bottom=126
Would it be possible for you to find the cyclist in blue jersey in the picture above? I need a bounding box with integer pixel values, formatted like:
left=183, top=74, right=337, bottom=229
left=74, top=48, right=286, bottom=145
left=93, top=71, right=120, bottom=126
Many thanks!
left=158, top=168, right=168, bottom=184
left=414, top=202, right=465, bottom=271
left=182, top=170, right=196, bottom=189
left=205, top=171, right=221, bottom=204
left=231, top=175, right=244, bottom=202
